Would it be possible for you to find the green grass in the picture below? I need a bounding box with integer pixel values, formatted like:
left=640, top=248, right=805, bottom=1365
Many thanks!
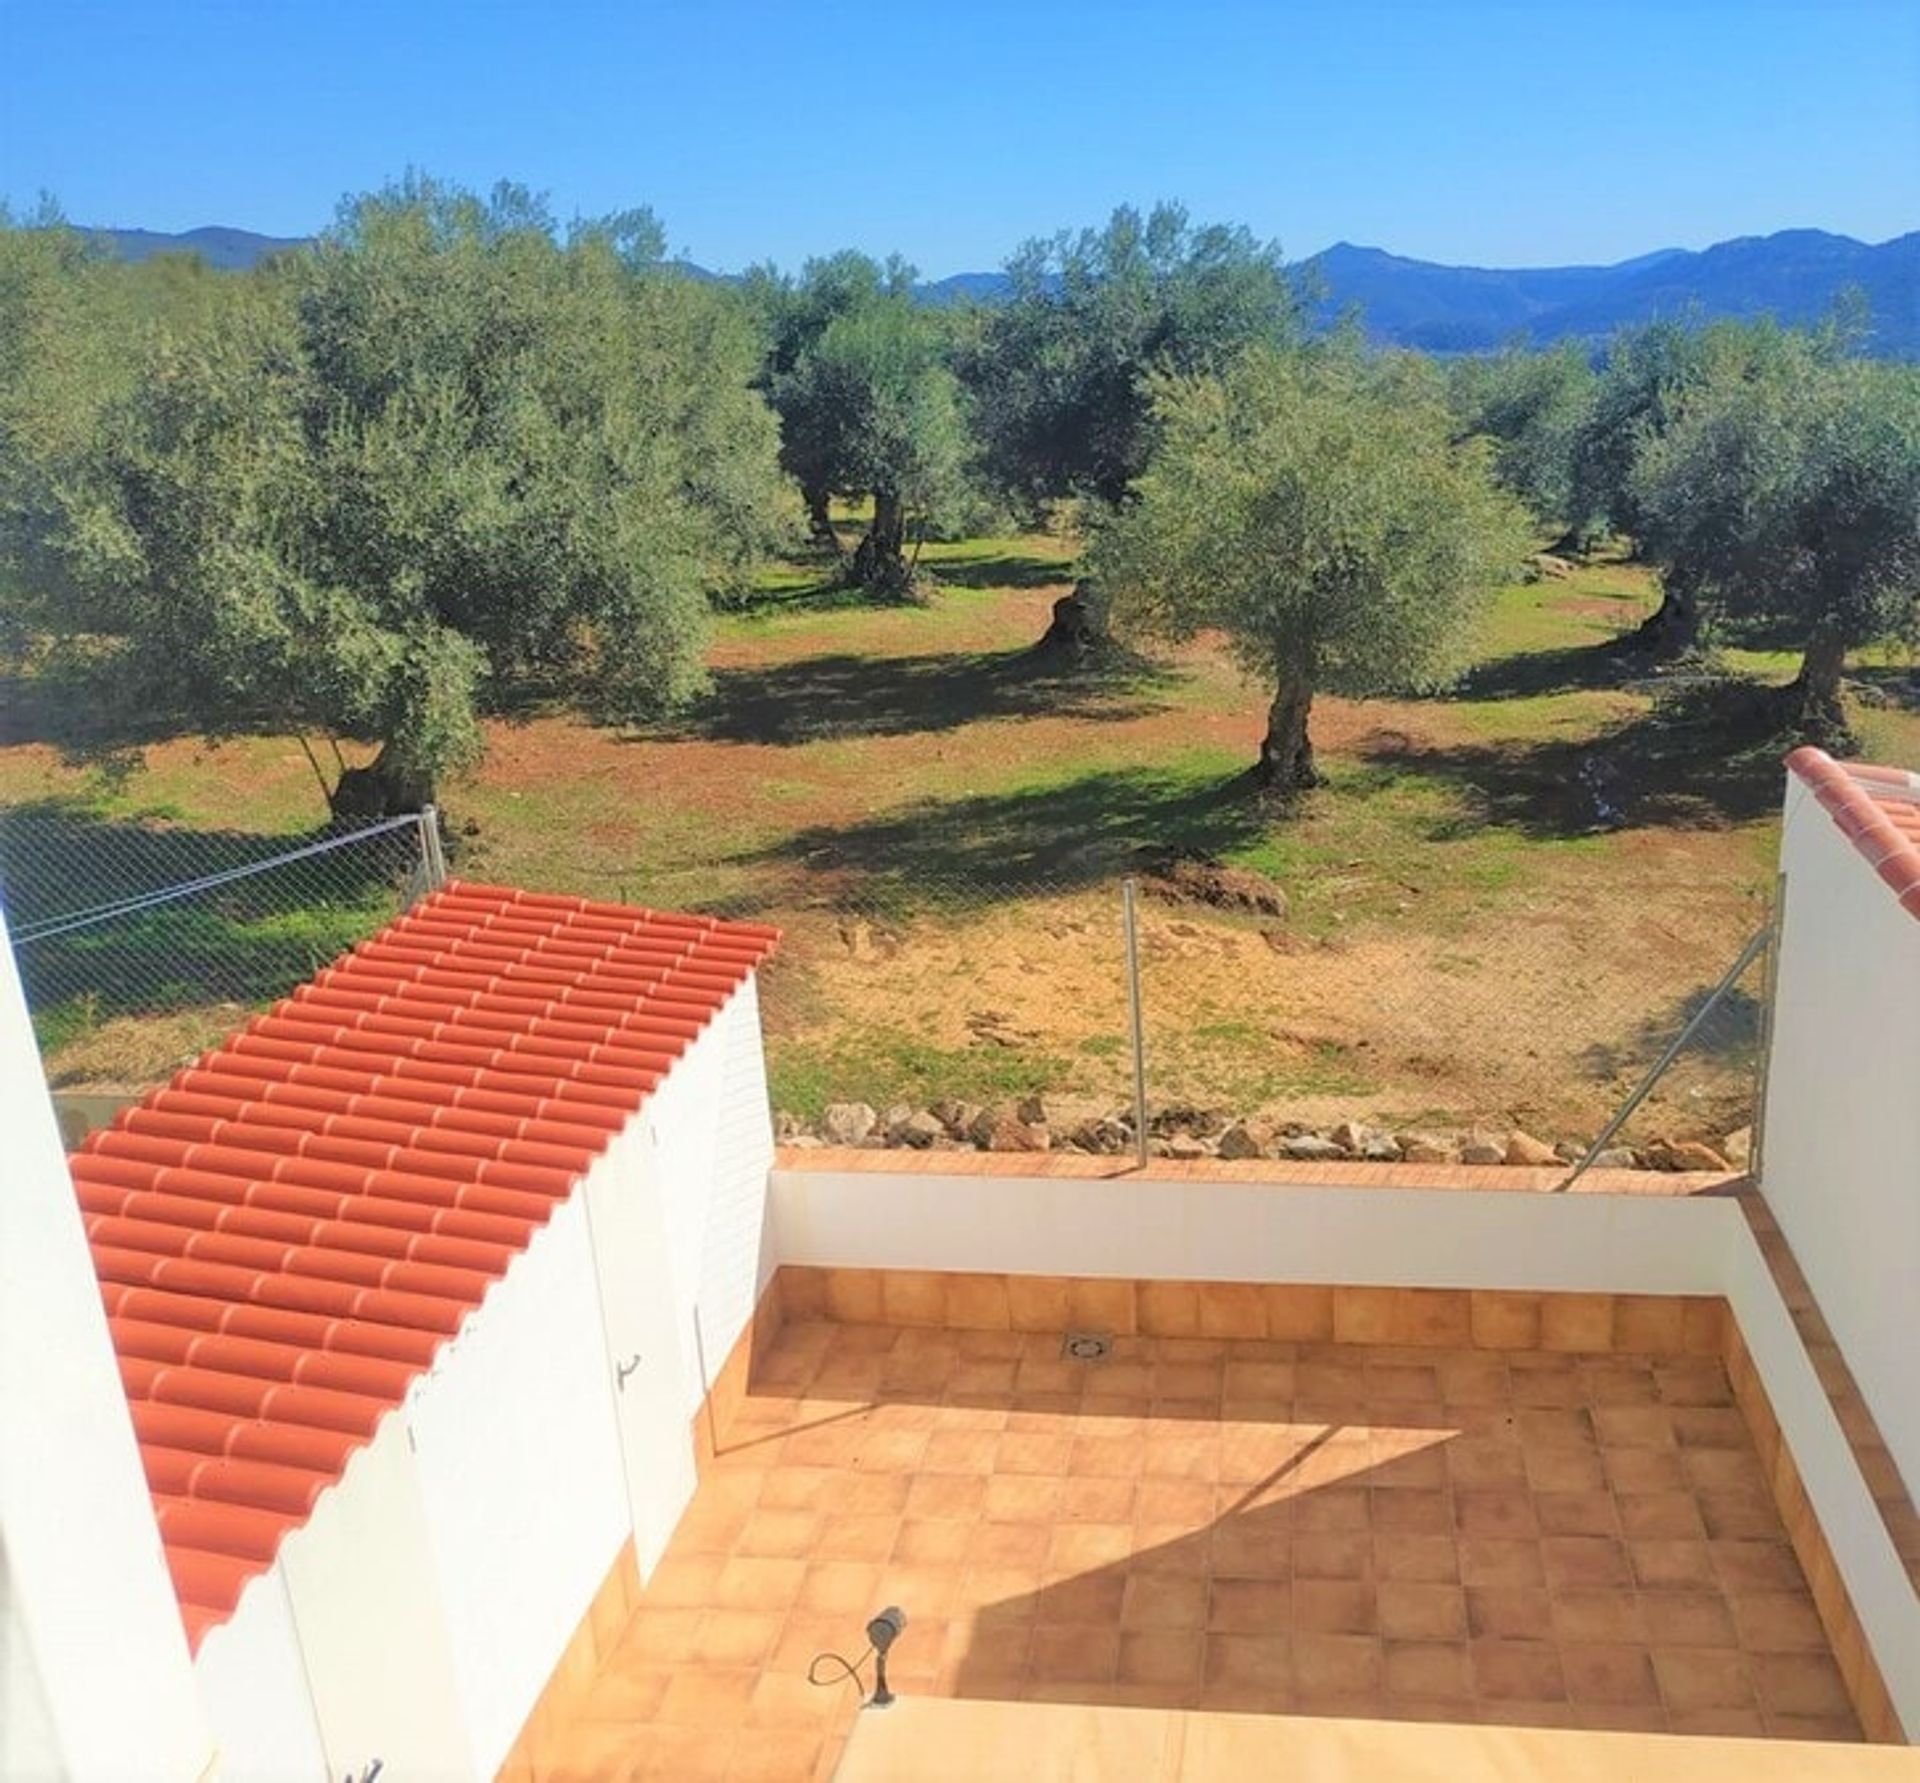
left=768, top=1030, right=1071, bottom=1123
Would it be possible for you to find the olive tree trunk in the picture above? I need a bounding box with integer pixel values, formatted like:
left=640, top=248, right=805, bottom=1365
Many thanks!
left=1627, top=579, right=1701, bottom=659
left=1256, top=670, right=1323, bottom=795
left=849, top=487, right=911, bottom=596
left=328, top=743, right=436, bottom=822
left=1775, top=622, right=1856, bottom=751
left=803, top=482, right=839, bottom=553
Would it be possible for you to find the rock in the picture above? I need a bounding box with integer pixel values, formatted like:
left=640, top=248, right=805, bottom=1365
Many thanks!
left=1215, top=1120, right=1271, bottom=1161
left=1329, top=1120, right=1371, bottom=1155
left=1504, top=1130, right=1559, bottom=1167
left=1645, top=1138, right=1732, bottom=1173
left=1395, top=1132, right=1455, bottom=1164
left=1721, top=1126, right=1753, bottom=1169
left=1589, top=1147, right=1638, bottom=1170
left=1531, top=552, right=1575, bottom=579
left=1360, top=1136, right=1402, bottom=1161
left=1459, top=1135, right=1507, bottom=1166
left=840, top=919, right=879, bottom=962
left=1281, top=1134, right=1346, bottom=1162
left=986, top=1116, right=1051, bottom=1153
left=774, top=1109, right=803, bottom=1141
left=935, top=1100, right=983, bottom=1140
left=818, top=1101, right=878, bottom=1147
left=784, top=1132, right=823, bottom=1148
left=1553, top=1141, right=1582, bottom=1165
left=890, top=1109, right=946, bottom=1149
left=1072, top=1116, right=1135, bottom=1156
left=1166, top=1134, right=1213, bottom=1160
left=966, top=1104, right=1007, bottom=1147
left=1015, top=1095, right=1051, bottom=1127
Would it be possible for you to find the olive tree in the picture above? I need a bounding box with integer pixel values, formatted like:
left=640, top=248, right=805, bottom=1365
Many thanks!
left=1093, top=347, right=1530, bottom=794
left=2, top=179, right=787, bottom=814
left=770, top=293, right=967, bottom=596
left=1449, top=341, right=1595, bottom=528
left=1632, top=353, right=1920, bottom=748
left=965, top=202, right=1304, bottom=512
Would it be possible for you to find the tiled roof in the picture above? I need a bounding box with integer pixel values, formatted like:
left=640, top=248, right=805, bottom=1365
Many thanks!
left=1787, top=747, right=1920, bottom=918
left=67, top=881, right=777, bottom=1652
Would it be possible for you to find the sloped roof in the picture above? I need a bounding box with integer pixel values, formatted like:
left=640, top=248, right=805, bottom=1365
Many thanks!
left=1787, top=747, right=1920, bottom=918
left=66, top=881, right=777, bottom=1651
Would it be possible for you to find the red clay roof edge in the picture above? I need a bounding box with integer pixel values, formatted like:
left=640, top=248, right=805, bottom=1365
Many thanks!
left=1785, top=746, right=1920, bottom=921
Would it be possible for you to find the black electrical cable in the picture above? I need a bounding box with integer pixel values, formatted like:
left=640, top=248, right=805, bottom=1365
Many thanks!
left=807, top=1643, right=874, bottom=1690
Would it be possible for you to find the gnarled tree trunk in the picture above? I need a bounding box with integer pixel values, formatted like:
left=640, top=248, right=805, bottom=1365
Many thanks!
left=1775, top=623, right=1856, bottom=752
left=328, top=743, right=435, bottom=822
left=1036, top=578, right=1112, bottom=660
left=1256, top=670, right=1323, bottom=796
left=1627, top=578, right=1701, bottom=660
left=803, top=482, right=839, bottom=554
left=849, top=487, right=911, bottom=596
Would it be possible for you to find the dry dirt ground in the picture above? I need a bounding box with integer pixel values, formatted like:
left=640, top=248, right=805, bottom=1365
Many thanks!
left=7, top=530, right=1911, bottom=1143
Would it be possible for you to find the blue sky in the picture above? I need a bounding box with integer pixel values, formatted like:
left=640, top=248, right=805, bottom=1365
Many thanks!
left=2, top=0, right=1913, bottom=275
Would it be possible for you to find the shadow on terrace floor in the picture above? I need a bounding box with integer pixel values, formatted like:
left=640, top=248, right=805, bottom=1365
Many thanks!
left=590, top=1316, right=1862, bottom=1768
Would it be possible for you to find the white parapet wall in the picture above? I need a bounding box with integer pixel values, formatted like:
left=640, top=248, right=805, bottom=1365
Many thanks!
left=1762, top=776, right=1920, bottom=1503
left=0, top=916, right=212, bottom=1782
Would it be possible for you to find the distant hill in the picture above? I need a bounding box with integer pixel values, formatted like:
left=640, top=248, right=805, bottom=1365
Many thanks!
left=1302, top=230, right=1918, bottom=356
left=87, top=225, right=309, bottom=270
left=84, top=224, right=1919, bottom=356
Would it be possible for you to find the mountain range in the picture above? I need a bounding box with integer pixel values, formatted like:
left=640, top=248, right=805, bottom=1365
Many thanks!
left=86, top=224, right=1919, bottom=357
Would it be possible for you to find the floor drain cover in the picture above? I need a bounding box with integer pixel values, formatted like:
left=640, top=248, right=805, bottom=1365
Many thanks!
left=1062, top=1331, right=1111, bottom=1361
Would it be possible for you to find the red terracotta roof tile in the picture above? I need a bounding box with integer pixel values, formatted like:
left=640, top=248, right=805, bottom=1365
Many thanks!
left=69, top=880, right=776, bottom=1651
left=1787, top=747, right=1920, bottom=917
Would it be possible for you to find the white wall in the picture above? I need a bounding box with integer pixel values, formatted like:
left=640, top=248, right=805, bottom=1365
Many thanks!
left=278, top=1416, right=472, bottom=1780
left=770, top=1167, right=1736, bottom=1294
left=193, top=1567, right=328, bottom=1783
left=647, top=979, right=778, bottom=1410
left=408, top=1193, right=633, bottom=1780
left=1762, top=780, right=1920, bottom=1502
left=0, top=916, right=211, bottom=1782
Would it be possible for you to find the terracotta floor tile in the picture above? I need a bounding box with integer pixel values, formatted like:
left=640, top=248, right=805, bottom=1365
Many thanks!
left=1203, top=1632, right=1291, bottom=1690
left=1384, top=1639, right=1473, bottom=1700
left=1560, top=1642, right=1661, bottom=1707
left=1542, top=1535, right=1631, bottom=1590
left=1471, top=1638, right=1568, bottom=1703
left=1466, top=1585, right=1554, bottom=1641
left=1122, top=1569, right=1209, bottom=1631
left=1730, top=1589, right=1828, bottom=1654
left=1028, top=1623, right=1120, bottom=1684
left=1294, top=1633, right=1385, bottom=1702
left=1709, top=1538, right=1805, bottom=1593
left=1208, top=1577, right=1292, bottom=1633
left=1034, top=1570, right=1127, bottom=1625
left=1377, top=1580, right=1467, bottom=1641
left=1117, top=1628, right=1205, bottom=1687
left=544, top=1320, right=1863, bottom=1759
left=655, top=1666, right=760, bottom=1725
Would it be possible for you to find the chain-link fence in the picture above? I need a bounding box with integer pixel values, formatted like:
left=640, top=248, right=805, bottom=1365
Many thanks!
left=1, top=806, right=442, bottom=1082
left=2, top=800, right=1768, bottom=1176
left=600, top=857, right=1769, bottom=1176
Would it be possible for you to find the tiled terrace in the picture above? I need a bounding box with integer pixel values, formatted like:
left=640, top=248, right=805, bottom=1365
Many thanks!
left=547, top=1312, right=1861, bottom=1780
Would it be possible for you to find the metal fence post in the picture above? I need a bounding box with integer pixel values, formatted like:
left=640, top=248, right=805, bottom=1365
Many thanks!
left=1122, top=876, right=1149, bottom=1169
left=418, top=805, right=448, bottom=891
left=1747, top=873, right=1787, bottom=1185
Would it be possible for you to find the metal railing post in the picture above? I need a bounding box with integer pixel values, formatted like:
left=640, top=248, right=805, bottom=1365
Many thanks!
left=418, top=805, right=448, bottom=891
left=1747, top=873, right=1787, bottom=1185
left=1122, top=877, right=1149, bottom=1169
left=1555, top=922, right=1773, bottom=1192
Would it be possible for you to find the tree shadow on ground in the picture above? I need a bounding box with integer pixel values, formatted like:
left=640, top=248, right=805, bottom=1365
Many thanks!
left=650, top=647, right=1177, bottom=747
left=1578, top=980, right=1765, bottom=1086
left=1452, top=637, right=1655, bottom=703
left=0, top=800, right=419, bottom=1022
left=923, top=551, right=1075, bottom=591
left=750, top=764, right=1269, bottom=901
left=1363, top=686, right=1794, bottom=840
left=1848, top=664, right=1920, bottom=716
